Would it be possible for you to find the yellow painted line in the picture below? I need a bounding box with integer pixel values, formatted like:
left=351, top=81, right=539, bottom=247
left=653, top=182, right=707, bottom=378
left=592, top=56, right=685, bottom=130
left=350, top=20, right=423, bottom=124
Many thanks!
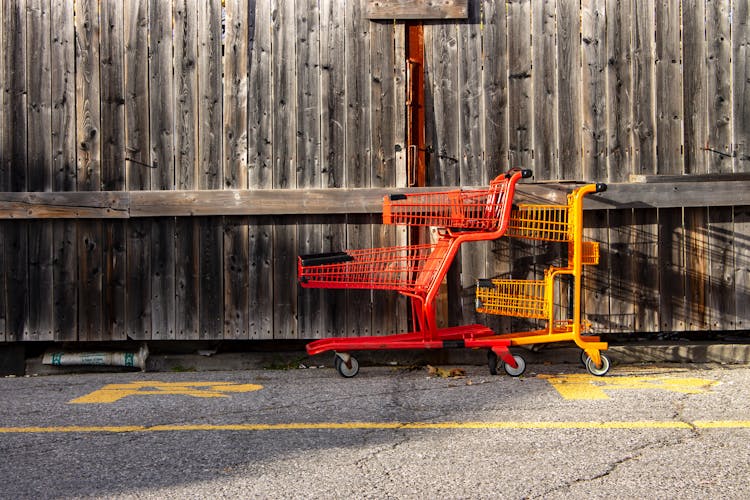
left=70, top=381, right=264, bottom=404
left=1, top=420, right=750, bottom=434
left=538, top=373, right=718, bottom=400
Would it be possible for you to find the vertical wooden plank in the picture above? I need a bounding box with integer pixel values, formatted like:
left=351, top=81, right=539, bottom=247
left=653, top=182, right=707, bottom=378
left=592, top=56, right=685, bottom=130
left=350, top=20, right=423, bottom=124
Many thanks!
left=3, top=0, right=28, bottom=342
left=424, top=22, right=459, bottom=186
left=683, top=1, right=710, bottom=333
left=51, top=0, right=77, bottom=341
left=531, top=0, right=557, bottom=180
left=76, top=0, right=103, bottom=341
left=455, top=0, right=486, bottom=325
left=198, top=0, right=224, bottom=340
left=633, top=209, right=659, bottom=332
left=582, top=210, right=610, bottom=333
left=705, top=0, right=732, bottom=172
left=733, top=0, right=750, bottom=172
left=124, top=0, right=151, bottom=339
left=150, top=0, right=176, bottom=341
left=224, top=0, right=250, bottom=340
left=606, top=0, right=632, bottom=182
left=507, top=0, right=532, bottom=169
left=272, top=0, right=298, bottom=339
left=707, top=207, right=735, bottom=330
left=174, top=0, right=200, bottom=339
left=557, top=0, right=582, bottom=180
left=734, top=206, right=750, bottom=330
left=248, top=0, right=274, bottom=339
left=658, top=207, right=686, bottom=332
left=319, top=0, right=347, bottom=337
left=608, top=209, right=635, bottom=333
left=26, top=0, right=53, bottom=341
left=344, top=0, right=372, bottom=337
left=581, top=0, right=607, bottom=182
left=248, top=216, right=273, bottom=339
left=685, top=207, right=710, bottom=330
left=629, top=0, right=656, bottom=174
left=100, top=0, right=126, bottom=340
left=683, top=0, right=708, bottom=175
left=483, top=0, right=511, bottom=334
left=297, top=0, right=323, bottom=338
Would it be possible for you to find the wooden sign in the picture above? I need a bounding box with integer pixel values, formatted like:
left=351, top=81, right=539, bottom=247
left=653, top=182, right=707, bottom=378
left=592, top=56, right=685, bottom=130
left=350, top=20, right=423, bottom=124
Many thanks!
left=366, top=0, right=468, bottom=19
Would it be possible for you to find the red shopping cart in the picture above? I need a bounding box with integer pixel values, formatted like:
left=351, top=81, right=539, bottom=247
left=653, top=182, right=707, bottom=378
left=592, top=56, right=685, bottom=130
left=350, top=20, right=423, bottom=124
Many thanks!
left=299, top=168, right=532, bottom=377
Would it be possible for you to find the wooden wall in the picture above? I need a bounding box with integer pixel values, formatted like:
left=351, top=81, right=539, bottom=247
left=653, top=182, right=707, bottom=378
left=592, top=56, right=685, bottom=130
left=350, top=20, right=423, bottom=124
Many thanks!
left=0, top=0, right=748, bottom=342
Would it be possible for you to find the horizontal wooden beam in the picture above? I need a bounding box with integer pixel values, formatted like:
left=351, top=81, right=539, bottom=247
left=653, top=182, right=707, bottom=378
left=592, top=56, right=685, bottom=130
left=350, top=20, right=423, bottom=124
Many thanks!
left=1, top=180, right=750, bottom=219
left=365, top=0, right=468, bottom=19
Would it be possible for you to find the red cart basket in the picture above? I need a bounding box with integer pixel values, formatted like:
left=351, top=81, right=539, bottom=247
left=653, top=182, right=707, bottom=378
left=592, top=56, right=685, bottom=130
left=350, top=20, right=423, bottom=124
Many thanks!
left=299, top=168, right=532, bottom=377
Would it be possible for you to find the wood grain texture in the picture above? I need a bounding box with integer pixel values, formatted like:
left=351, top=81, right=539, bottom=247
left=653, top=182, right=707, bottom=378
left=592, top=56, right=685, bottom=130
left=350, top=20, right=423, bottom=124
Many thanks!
left=606, top=0, right=632, bottom=182
left=683, top=0, right=708, bottom=175
left=581, top=0, right=607, bottom=182
left=733, top=0, right=750, bottom=172
left=366, top=0, right=468, bottom=19
left=706, top=0, right=732, bottom=173
left=532, top=0, right=557, bottom=181
left=631, top=0, right=656, bottom=175
left=507, top=0, right=532, bottom=170
left=655, top=0, right=683, bottom=175
left=556, top=0, right=581, bottom=180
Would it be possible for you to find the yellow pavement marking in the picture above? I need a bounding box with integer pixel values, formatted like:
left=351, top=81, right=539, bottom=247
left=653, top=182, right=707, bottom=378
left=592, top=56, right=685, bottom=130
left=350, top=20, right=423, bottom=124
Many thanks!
left=1, top=421, right=749, bottom=434
left=70, top=381, right=264, bottom=404
left=538, top=373, right=717, bottom=400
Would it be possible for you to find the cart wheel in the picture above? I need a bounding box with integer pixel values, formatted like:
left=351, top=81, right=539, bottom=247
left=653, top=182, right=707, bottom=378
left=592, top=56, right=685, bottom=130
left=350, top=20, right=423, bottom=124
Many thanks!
left=503, top=355, right=526, bottom=377
left=580, top=350, right=589, bottom=367
left=585, top=354, right=610, bottom=376
left=334, top=355, right=360, bottom=378
left=487, top=350, right=500, bottom=375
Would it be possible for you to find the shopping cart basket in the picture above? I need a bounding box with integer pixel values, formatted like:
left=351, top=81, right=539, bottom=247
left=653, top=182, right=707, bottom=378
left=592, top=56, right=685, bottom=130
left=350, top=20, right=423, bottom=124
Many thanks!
left=475, top=183, right=612, bottom=376
left=300, top=168, right=532, bottom=377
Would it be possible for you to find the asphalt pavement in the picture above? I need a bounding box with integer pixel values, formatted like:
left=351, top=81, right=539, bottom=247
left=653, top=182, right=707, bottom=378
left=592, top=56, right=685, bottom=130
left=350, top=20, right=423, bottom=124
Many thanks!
left=1, top=361, right=749, bottom=499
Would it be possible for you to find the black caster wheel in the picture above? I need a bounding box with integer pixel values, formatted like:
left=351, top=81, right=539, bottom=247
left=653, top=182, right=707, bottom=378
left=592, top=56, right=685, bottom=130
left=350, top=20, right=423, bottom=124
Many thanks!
left=487, top=350, right=500, bottom=375
left=585, top=354, right=610, bottom=376
left=503, top=354, right=526, bottom=377
left=334, top=354, right=360, bottom=378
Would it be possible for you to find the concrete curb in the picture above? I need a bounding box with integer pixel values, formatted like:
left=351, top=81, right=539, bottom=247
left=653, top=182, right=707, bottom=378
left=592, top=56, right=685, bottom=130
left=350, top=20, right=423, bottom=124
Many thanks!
left=21, top=341, right=750, bottom=375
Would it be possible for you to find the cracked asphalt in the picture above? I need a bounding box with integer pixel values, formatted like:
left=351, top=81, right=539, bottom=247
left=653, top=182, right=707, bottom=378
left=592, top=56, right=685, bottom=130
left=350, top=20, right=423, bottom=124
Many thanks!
left=1, top=362, right=749, bottom=499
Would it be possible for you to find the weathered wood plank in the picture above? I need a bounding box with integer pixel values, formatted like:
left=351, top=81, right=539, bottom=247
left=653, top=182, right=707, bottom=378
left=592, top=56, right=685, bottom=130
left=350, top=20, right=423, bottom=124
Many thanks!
left=76, top=0, right=103, bottom=341
left=582, top=210, right=610, bottom=333
left=124, top=0, right=151, bottom=340
left=532, top=0, right=557, bottom=180
left=26, top=0, right=53, bottom=341
left=424, top=22, right=459, bottom=186
left=707, top=206, right=735, bottom=330
left=633, top=208, right=659, bottom=332
left=365, top=0, right=468, bottom=19
left=683, top=0, right=708, bottom=174
left=706, top=0, right=733, bottom=173
left=248, top=0, right=273, bottom=189
left=223, top=0, right=250, bottom=339
left=248, top=217, right=273, bottom=339
left=581, top=0, right=607, bottom=182
left=297, top=0, right=323, bottom=338
left=608, top=209, right=635, bottom=333
left=654, top=0, right=682, bottom=175
left=173, top=0, right=200, bottom=339
left=344, top=0, right=372, bottom=337
left=631, top=0, right=656, bottom=175
left=557, top=0, right=581, bottom=180
left=733, top=0, right=750, bottom=172
left=507, top=0, right=532, bottom=169
left=103, top=220, right=126, bottom=340
left=199, top=217, right=223, bottom=339
left=51, top=0, right=77, bottom=341
left=124, top=0, right=151, bottom=189
left=198, top=1, right=224, bottom=340
left=685, top=207, right=710, bottom=330
left=101, top=0, right=126, bottom=190
left=457, top=0, right=486, bottom=325
left=734, top=205, right=750, bottom=330
left=198, top=0, right=223, bottom=189
left=100, top=0, right=126, bottom=342
left=150, top=0, right=176, bottom=341
left=658, top=207, right=686, bottom=332
left=606, top=0, right=632, bottom=182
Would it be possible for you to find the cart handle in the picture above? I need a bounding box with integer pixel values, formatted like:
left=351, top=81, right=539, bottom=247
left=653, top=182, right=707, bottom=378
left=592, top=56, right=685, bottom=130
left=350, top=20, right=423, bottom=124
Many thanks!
left=505, top=168, right=533, bottom=179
